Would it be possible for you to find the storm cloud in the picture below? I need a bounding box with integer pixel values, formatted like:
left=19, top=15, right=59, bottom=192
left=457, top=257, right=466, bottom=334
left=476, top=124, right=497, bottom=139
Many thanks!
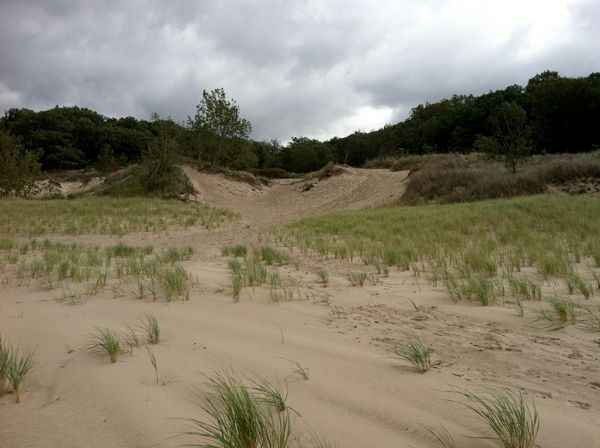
left=1, top=0, right=598, bottom=141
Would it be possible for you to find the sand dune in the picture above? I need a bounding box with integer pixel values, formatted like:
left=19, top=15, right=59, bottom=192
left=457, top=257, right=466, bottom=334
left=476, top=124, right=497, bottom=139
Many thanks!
left=1, top=167, right=599, bottom=448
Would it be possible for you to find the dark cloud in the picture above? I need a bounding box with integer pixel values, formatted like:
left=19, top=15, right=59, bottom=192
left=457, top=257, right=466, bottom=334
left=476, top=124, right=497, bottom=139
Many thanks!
left=1, top=0, right=598, bottom=141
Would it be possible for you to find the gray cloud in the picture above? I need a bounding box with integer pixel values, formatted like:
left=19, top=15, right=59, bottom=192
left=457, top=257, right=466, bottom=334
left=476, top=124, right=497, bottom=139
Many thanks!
left=1, top=0, right=598, bottom=142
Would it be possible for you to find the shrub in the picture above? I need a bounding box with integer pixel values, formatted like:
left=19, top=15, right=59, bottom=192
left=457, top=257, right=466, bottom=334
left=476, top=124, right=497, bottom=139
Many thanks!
left=0, top=130, right=41, bottom=198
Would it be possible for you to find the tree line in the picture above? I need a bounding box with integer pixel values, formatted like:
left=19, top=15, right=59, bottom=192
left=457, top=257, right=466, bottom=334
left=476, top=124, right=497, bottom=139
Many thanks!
left=1, top=70, right=599, bottom=180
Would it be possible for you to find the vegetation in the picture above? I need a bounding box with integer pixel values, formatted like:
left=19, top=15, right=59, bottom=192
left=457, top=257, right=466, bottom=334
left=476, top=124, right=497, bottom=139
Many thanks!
left=0, top=197, right=235, bottom=236
left=0, top=129, right=41, bottom=197
left=88, top=328, right=123, bottom=363
left=183, top=370, right=292, bottom=448
left=141, top=313, right=160, bottom=344
left=0, top=239, right=195, bottom=302
left=0, top=336, right=34, bottom=403
left=400, top=151, right=600, bottom=204
left=389, top=338, right=431, bottom=373
left=2, top=72, right=598, bottom=177
left=271, top=195, right=599, bottom=310
left=145, top=346, right=159, bottom=385
left=455, top=389, right=539, bottom=448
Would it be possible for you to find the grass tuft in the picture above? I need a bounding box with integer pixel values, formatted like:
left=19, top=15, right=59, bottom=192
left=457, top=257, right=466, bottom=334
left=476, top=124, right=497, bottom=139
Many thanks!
left=182, top=370, right=292, bottom=448
left=455, top=388, right=539, bottom=448
left=88, top=327, right=122, bottom=363
left=140, top=313, right=160, bottom=344
left=389, top=338, right=431, bottom=373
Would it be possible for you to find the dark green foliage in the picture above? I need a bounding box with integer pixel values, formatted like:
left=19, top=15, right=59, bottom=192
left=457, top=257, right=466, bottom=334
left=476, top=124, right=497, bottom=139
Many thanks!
left=277, top=137, right=334, bottom=173
left=0, top=130, right=41, bottom=197
left=477, top=102, right=531, bottom=173
left=187, top=88, right=253, bottom=168
left=1, top=107, right=155, bottom=170
left=2, top=72, right=599, bottom=176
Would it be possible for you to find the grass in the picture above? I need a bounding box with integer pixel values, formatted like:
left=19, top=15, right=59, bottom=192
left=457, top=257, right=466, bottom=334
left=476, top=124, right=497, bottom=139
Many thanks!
left=347, top=271, right=367, bottom=287
left=257, top=246, right=290, bottom=266
left=1, top=240, right=195, bottom=302
left=141, top=313, right=160, bottom=344
left=423, top=424, right=458, bottom=448
left=183, top=370, right=292, bottom=448
left=0, top=335, right=9, bottom=396
left=145, top=346, right=159, bottom=384
left=7, top=345, right=34, bottom=404
left=538, top=296, right=577, bottom=327
left=0, top=197, right=237, bottom=236
left=567, top=273, right=592, bottom=300
left=389, top=338, right=431, bottom=373
left=222, top=244, right=248, bottom=258
left=270, top=195, right=600, bottom=309
left=88, top=328, right=122, bottom=363
left=455, top=388, right=539, bottom=448
left=316, top=269, right=329, bottom=287
left=0, top=335, right=34, bottom=403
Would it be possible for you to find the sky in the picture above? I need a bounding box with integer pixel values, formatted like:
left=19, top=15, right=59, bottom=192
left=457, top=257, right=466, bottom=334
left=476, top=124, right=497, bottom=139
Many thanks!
left=0, top=0, right=598, bottom=142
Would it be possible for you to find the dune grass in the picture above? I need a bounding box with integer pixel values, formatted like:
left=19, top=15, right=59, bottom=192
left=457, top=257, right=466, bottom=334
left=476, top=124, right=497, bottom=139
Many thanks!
left=141, top=313, right=160, bottom=344
left=455, top=388, right=539, bottom=448
left=88, top=328, right=122, bottom=363
left=0, top=335, right=35, bottom=403
left=389, top=338, right=431, bottom=373
left=183, top=370, right=292, bottom=448
left=1, top=239, right=194, bottom=301
left=269, top=195, right=600, bottom=310
left=0, top=197, right=237, bottom=236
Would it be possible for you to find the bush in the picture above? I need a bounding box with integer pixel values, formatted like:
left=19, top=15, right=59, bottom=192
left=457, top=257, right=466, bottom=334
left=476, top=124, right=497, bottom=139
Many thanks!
left=0, top=130, right=41, bottom=197
left=401, top=152, right=600, bottom=204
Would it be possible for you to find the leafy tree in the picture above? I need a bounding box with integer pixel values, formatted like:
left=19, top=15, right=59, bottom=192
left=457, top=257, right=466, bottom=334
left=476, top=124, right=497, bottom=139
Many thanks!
left=279, top=137, right=334, bottom=173
left=0, top=130, right=41, bottom=197
left=138, top=119, right=192, bottom=198
left=188, top=88, right=252, bottom=166
left=475, top=102, right=530, bottom=173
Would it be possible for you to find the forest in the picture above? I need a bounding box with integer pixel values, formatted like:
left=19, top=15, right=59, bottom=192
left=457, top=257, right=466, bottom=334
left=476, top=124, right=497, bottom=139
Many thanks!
left=1, top=70, right=599, bottom=175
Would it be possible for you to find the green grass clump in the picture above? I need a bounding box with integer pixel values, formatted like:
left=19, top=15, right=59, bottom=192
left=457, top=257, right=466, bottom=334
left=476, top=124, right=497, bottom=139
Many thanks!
left=159, top=266, right=190, bottom=301
left=538, top=296, right=577, bottom=327
left=509, top=277, right=541, bottom=301
left=257, top=246, right=290, bottom=265
left=244, top=258, right=267, bottom=287
left=0, top=335, right=34, bottom=403
left=141, top=313, right=160, bottom=344
left=0, top=336, right=9, bottom=396
left=88, top=328, right=122, bottom=363
left=222, top=244, right=248, bottom=258
left=183, top=370, right=292, bottom=448
left=567, top=274, right=592, bottom=300
left=456, top=388, right=539, bottom=448
left=316, top=269, right=329, bottom=287
left=347, top=271, right=368, bottom=287
left=389, top=338, right=431, bottom=373
left=7, top=345, right=34, bottom=404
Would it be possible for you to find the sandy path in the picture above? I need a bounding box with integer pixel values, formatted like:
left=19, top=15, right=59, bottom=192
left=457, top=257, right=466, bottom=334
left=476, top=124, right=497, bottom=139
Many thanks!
left=1, top=168, right=600, bottom=447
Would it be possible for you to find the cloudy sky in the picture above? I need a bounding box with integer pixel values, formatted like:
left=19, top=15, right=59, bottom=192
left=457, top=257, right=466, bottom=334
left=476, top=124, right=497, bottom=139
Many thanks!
left=0, top=0, right=598, bottom=142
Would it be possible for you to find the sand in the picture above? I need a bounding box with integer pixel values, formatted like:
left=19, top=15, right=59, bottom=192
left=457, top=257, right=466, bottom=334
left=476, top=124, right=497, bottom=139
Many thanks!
left=1, top=167, right=599, bottom=448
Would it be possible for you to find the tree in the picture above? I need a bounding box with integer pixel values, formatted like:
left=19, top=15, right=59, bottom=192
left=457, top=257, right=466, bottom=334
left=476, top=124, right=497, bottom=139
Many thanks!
left=0, top=130, right=41, bottom=197
left=138, top=118, right=193, bottom=198
left=475, top=102, right=530, bottom=173
left=188, top=88, right=252, bottom=166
